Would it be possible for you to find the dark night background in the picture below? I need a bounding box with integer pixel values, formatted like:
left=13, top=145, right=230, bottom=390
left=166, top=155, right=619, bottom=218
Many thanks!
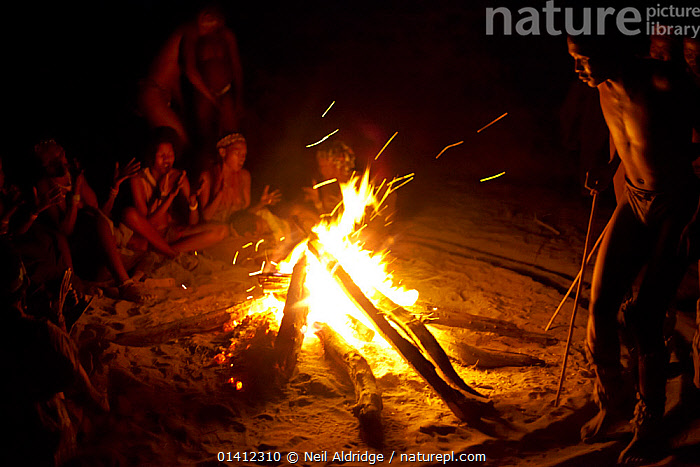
left=2, top=0, right=665, bottom=203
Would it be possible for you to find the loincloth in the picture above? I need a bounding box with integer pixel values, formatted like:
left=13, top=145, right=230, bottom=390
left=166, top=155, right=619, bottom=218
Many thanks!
left=624, top=176, right=699, bottom=227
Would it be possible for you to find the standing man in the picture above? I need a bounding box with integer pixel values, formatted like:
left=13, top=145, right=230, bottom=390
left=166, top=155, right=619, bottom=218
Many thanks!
left=568, top=33, right=699, bottom=464
left=138, top=4, right=243, bottom=150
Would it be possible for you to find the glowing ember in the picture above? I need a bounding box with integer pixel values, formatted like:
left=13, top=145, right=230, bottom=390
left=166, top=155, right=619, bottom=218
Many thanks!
left=312, top=178, right=337, bottom=189
left=374, top=131, right=398, bottom=160
left=306, top=129, right=340, bottom=148
left=480, top=171, right=506, bottom=182
left=248, top=261, right=266, bottom=276
left=321, top=100, right=335, bottom=118
left=228, top=377, right=244, bottom=390
left=476, top=112, right=508, bottom=133
left=435, top=140, right=464, bottom=159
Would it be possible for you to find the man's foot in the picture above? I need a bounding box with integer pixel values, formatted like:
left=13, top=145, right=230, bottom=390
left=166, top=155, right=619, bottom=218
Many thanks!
left=618, top=433, right=667, bottom=465
left=118, top=279, right=154, bottom=303
left=581, top=407, right=626, bottom=443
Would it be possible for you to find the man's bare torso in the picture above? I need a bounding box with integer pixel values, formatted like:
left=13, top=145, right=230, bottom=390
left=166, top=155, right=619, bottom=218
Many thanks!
left=598, top=60, right=693, bottom=191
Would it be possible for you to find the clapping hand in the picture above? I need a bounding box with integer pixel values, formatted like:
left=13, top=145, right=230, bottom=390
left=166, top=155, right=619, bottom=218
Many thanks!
left=33, top=185, right=64, bottom=213
left=113, top=158, right=141, bottom=188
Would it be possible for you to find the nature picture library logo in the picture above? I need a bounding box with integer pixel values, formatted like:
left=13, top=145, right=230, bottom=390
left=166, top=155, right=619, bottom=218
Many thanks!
left=485, top=1, right=700, bottom=38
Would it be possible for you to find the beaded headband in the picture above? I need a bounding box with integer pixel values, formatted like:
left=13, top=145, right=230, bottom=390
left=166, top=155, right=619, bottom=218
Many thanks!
left=216, top=133, right=246, bottom=150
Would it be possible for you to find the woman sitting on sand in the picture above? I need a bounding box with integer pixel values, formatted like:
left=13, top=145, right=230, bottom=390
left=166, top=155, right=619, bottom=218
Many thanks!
left=121, top=128, right=228, bottom=259
left=198, top=133, right=285, bottom=239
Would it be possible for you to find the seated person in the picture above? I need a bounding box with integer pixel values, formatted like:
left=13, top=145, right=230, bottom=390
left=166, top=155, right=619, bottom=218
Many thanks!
left=33, top=139, right=150, bottom=302
left=122, top=128, right=228, bottom=258
left=298, top=140, right=397, bottom=251
left=305, top=140, right=356, bottom=215
left=198, top=133, right=284, bottom=239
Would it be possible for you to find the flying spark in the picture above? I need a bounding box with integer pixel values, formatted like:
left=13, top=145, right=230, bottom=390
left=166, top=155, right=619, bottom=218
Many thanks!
left=181, top=284, right=187, bottom=289
left=480, top=171, right=506, bottom=182
left=435, top=140, right=464, bottom=159
left=375, top=131, right=398, bottom=160
left=248, top=261, right=266, bottom=276
left=306, top=129, right=339, bottom=147
left=242, top=242, right=253, bottom=249
left=322, top=100, right=335, bottom=118
left=255, top=239, right=265, bottom=251
left=246, top=286, right=255, bottom=292
left=313, top=178, right=337, bottom=189
left=232, top=251, right=239, bottom=264
left=477, top=112, right=508, bottom=133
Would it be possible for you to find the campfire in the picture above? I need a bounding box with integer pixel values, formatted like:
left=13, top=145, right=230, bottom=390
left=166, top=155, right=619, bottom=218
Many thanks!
left=218, top=170, right=493, bottom=441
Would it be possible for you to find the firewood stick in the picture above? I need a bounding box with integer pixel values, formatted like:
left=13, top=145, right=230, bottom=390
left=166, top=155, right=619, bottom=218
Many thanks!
left=429, top=312, right=557, bottom=346
left=555, top=192, right=598, bottom=406
left=306, top=239, right=493, bottom=425
left=380, top=300, right=485, bottom=397
left=274, top=254, right=309, bottom=379
left=112, top=301, right=251, bottom=347
left=544, top=222, right=609, bottom=332
left=315, top=322, right=383, bottom=444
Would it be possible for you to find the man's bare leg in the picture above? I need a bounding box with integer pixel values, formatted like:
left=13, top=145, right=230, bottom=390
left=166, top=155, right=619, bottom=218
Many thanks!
left=218, top=92, right=240, bottom=135
left=618, top=211, right=695, bottom=464
left=582, top=202, right=647, bottom=442
left=193, top=93, right=219, bottom=146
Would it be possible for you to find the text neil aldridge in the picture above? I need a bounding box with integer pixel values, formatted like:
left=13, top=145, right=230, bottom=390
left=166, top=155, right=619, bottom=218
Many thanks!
left=304, top=451, right=384, bottom=464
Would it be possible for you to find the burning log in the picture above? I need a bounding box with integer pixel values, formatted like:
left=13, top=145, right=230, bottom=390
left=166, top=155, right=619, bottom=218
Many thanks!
left=378, top=299, right=485, bottom=397
left=112, top=302, right=251, bottom=347
left=274, top=255, right=310, bottom=379
left=315, top=322, right=383, bottom=445
left=307, top=239, right=494, bottom=425
left=347, top=314, right=375, bottom=342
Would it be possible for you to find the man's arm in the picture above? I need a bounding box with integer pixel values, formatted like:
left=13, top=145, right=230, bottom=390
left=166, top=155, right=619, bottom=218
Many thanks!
left=182, top=26, right=218, bottom=104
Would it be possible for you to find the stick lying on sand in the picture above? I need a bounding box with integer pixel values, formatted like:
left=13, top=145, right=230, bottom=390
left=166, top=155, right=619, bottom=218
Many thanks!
left=315, top=322, right=383, bottom=446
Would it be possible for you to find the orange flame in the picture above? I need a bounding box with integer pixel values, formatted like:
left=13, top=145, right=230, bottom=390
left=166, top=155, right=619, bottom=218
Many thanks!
left=242, top=170, right=417, bottom=367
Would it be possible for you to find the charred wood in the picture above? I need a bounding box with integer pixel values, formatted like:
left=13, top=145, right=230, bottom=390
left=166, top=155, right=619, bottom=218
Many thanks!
left=315, top=322, right=383, bottom=445
left=274, top=255, right=310, bottom=379
left=111, top=302, right=251, bottom=347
